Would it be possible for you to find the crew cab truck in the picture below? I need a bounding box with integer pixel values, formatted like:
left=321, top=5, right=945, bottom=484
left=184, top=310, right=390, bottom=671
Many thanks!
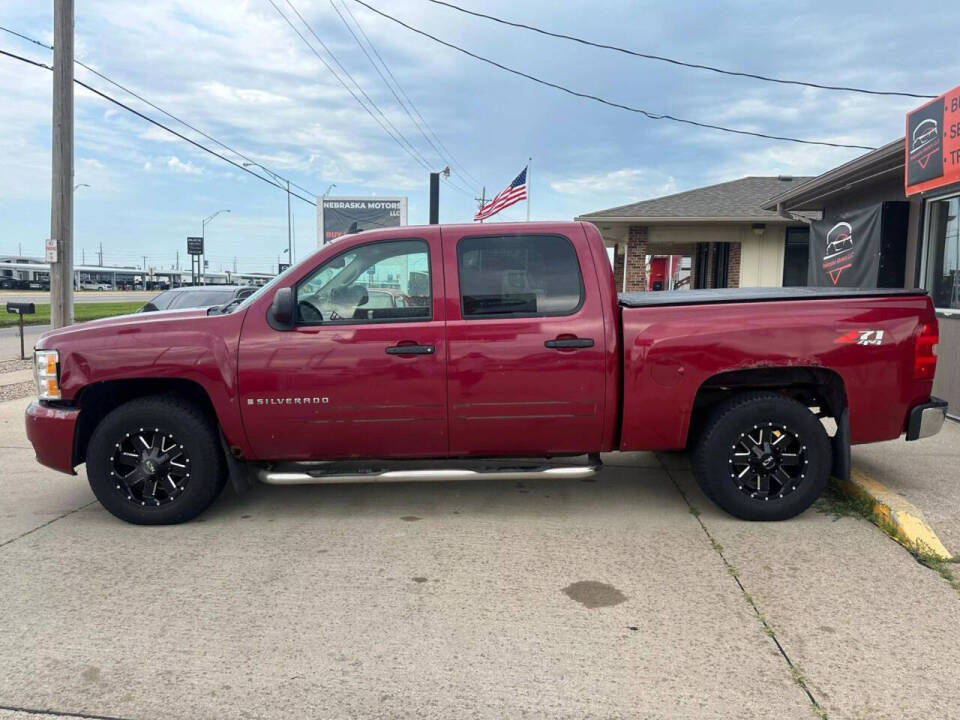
left=26, top=221, right=947, bottom=525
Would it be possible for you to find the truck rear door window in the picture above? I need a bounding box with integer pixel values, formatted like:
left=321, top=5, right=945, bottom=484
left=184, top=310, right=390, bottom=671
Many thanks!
left=457, top=234, right=584, bottom=318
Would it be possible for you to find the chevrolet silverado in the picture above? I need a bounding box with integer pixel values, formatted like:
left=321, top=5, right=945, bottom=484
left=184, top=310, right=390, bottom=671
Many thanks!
left=26, top=221, right=947, bottom=524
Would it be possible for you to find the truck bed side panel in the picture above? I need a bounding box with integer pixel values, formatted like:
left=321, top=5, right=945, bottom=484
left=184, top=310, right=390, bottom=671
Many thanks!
left=618, top=295, right=936, bottom=451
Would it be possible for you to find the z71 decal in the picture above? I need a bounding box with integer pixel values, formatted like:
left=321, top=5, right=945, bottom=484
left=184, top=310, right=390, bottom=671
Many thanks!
left=834, top=329, right=885, bottom=346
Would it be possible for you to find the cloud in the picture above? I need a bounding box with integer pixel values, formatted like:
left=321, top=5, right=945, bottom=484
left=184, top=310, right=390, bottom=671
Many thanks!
left=551, top=168, right=677, bottom=201
left=166, top=156, right=204, bottom=175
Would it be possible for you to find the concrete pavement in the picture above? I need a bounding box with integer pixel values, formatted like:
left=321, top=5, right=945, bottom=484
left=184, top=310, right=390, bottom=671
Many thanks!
left=1, top=395, right=958, bottom=719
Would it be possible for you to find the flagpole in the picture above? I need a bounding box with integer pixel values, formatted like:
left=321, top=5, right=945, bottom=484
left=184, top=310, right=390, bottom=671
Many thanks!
left=526, top=157, right=532, bottom=221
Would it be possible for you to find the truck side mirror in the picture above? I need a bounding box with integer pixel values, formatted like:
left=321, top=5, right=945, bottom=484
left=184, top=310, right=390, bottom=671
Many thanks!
left=269, top=287, right=295, bottom=329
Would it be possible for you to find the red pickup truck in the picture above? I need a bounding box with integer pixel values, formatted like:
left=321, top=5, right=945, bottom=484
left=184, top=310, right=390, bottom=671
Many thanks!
left=26, top=221, right=946, bottom=525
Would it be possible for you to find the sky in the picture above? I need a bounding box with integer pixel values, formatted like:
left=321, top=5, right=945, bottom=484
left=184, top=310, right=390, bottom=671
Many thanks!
left=0, top=0, right=957, bottom=273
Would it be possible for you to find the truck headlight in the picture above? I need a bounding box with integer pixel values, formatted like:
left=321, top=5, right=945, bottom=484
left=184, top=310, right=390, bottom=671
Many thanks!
left=34, top=349, right=61, bottom=400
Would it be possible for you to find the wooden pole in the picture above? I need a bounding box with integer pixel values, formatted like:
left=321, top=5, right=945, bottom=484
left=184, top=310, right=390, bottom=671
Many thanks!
left=50, top=0, right=75, bottom=327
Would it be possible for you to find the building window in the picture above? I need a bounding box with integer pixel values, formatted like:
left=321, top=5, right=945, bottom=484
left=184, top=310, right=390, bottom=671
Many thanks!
left=782, top=227, right=810, bottom=287
left=923, top=196, right=960, bottom=310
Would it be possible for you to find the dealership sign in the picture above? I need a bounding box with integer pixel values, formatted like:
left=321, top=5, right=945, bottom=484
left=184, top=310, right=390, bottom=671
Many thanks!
left=317, top=197, right=407, bottom=245
left=905, top=84, right=960, bottom=195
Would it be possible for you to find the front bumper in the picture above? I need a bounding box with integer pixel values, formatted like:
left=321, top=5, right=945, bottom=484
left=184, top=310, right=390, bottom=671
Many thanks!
left=905, top=397, right=948, bottom=441
left=25, top=400, right=80, bottom=474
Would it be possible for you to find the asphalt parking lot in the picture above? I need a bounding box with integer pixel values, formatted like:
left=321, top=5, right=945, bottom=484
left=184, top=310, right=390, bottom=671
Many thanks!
left=1, top=394, right=958, bottom=720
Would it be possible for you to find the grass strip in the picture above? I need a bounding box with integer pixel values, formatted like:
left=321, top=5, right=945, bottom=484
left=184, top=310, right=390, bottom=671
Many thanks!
left=0, top=302, right=143, bottom=328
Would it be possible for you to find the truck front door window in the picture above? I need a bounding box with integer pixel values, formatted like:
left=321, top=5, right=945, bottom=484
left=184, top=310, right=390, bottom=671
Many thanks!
left=296, top=239, right=431, bottom=324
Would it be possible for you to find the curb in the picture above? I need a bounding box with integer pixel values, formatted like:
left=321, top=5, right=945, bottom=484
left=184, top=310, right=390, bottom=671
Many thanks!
left=836, top=468, right=953, bottom=561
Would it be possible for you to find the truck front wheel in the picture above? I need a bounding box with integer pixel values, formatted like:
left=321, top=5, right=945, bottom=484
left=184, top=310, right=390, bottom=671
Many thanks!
left=86, top=396, right=226, bottom=524
left=693, top=392, right=830, bottom=521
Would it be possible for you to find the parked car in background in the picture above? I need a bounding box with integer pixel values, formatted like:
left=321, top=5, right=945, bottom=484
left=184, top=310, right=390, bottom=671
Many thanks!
left=79, top=281, right=111, bottom=291
left=137, top=285, right=256, bottom=313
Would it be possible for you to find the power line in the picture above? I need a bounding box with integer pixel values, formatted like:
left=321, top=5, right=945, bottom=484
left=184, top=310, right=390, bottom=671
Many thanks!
left=0, top=48, right=319, bottom=205
left=274, top=0, right=477, bottom=201
left=343, top=1, right=484, bottom=190
left=353, top=0, right=877, bottom=151
left=331, top=0, right=478, bottom=196
left=274, top=0, right=435, bottom=173
left=0, top=25, right=321, bottom=200
left=424, top=0, right=936, bottom=100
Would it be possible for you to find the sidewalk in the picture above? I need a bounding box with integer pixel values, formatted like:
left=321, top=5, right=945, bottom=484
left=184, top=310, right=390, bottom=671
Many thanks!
left=851, top=418, right=960, bottom=556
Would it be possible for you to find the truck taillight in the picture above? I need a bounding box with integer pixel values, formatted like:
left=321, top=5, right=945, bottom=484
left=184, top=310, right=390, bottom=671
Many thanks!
left=914, top=323, right=938, bottom=381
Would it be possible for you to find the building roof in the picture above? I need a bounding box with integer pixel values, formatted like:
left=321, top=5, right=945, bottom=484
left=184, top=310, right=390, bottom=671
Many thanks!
left=577, top=176, right=810, bottom=223
left=762, top=138, right=904, bottom=213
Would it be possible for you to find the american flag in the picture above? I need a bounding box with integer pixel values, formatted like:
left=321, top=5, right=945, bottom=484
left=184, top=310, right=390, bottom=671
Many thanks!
left=474, top=166, right=527, bottom=221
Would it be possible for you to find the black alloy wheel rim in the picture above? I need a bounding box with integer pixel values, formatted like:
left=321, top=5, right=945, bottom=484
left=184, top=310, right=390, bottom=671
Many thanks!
left=728, top=423, right=807, bottom=501
left=110, top=427, right=191, bottom=506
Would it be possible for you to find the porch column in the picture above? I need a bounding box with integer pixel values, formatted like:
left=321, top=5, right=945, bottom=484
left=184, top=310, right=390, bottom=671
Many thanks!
left=728, top=243, right=741, bottom=288
left=625, top=225, right=648, bottom=292
left=612, top=245, right=625, bottom=291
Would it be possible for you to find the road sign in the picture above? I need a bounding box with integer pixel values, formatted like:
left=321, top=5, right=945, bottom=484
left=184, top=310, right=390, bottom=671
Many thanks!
left=278, top=263, right=290, bottom=273
left=187, top=237, right=204, bottom=255
left=45, top=238, right=58, bottom=263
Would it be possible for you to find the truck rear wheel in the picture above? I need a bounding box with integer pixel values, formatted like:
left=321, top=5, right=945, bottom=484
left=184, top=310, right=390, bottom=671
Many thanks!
left=86, top=396, right=226, bottom=525
left=693, top=392, right=830, bottom=521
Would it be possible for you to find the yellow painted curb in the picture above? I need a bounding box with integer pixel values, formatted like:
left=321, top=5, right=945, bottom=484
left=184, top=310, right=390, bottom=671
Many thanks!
left=836, top=469, right=953, bottom=560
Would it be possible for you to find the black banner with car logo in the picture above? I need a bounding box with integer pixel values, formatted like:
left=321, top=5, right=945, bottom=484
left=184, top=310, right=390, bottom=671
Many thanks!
left=808, top=204, right=882, bottom=287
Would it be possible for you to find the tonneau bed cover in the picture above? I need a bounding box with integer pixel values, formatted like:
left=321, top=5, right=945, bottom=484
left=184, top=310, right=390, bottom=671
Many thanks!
left=619, top=287, right=927, bottom=308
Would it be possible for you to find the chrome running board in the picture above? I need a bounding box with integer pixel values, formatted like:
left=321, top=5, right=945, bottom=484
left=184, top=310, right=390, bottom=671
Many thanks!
left=257, top=460, right=601, bottom=485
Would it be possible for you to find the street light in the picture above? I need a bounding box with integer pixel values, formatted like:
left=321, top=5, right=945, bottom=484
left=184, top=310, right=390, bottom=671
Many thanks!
left=245, top=162, right=291, bottom=266
left=201, top=209, right=230, bottom=285
left=323, top=183, right=336, bottom=197
left=73, top=183, right=89, bottom=191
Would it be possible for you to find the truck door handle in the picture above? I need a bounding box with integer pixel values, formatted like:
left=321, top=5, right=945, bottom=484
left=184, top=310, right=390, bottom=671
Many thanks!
left=386, top=343, right=435, bottom=355
left=544, top=337, right=594, bottom=349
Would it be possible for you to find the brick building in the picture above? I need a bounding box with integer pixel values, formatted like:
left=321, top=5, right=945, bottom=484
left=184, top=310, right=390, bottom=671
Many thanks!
left=576, top=176, right=811, bottom=292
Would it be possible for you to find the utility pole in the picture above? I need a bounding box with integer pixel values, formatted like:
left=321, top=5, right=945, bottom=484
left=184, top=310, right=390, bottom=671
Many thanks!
left=81, top=248, right=85, bottom=265
left=50, top=0, right=75, bottom=328
left=429, top=174, right=439, bottom=224
left=285, top=178, right=291, bottom=266
left=428, top=167, right=449, bottom=225
left=98, top=241, right=103, bottom=266
left=475, top=186, right=486, bottom=223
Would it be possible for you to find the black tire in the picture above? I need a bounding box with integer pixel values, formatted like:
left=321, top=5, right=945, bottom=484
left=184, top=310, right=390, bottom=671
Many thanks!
left=86, top=396, right=226, bottom=525
left=692, top=392, right=831, bottom=521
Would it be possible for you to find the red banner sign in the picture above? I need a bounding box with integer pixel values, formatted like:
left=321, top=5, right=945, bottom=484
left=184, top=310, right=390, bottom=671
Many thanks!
left=905, top=84, right=960, bottom=195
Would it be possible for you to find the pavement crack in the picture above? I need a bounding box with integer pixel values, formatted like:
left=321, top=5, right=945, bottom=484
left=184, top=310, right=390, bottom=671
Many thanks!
left=0, top=704, right=137, bottom=720
left=658, top=457, right=828, bottom=720
left=0, top=500, right=97, bottom=551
